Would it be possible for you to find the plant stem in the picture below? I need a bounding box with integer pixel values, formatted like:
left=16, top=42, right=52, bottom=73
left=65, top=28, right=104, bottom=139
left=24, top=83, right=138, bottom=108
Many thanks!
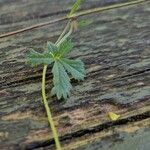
left=42, top=65, right=61, bottom=150
left=56, top=21, right=70, bottom=45
left=56, top=24, right=73, bottom=46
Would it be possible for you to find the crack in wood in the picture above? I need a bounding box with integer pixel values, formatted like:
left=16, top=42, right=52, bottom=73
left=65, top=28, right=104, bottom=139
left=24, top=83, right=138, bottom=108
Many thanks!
left=24, top=111, right=150, bottom=150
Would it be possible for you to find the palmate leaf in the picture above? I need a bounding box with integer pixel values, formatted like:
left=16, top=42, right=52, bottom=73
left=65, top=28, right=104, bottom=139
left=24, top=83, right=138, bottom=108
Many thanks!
left=27, top=40, right=85, bottom=100
left=27, top=49, right=54, bottom=66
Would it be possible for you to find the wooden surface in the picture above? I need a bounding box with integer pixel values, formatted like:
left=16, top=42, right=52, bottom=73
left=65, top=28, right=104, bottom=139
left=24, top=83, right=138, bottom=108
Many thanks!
left=0, top=0, right=150, bottom=150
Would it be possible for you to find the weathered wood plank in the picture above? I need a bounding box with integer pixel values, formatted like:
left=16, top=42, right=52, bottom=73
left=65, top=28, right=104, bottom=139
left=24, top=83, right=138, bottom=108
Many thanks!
left=35, top=118, right=150, bottom=150
left=0, top=0, right=131, bottom=33
left=0, top=0, right=150, bottom=149
left=66, top=118, right=150, bottom=150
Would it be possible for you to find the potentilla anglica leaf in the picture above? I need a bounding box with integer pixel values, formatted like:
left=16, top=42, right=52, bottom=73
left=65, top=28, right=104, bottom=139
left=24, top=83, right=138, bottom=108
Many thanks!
left=51, top=60, right=72, bottom=99
left=60, top=58, right=85, bottom=80
left=27, top=39, right=85, bottom=100
left=27, top=49, right=54, bottom=66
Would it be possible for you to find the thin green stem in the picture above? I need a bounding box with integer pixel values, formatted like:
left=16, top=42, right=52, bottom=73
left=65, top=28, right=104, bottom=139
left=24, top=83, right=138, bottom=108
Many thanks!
left=56, top=21, right=71, bottom=45
left=56, top=24, right=73, bottom=46
left=42, top=65, right=61, bottom=150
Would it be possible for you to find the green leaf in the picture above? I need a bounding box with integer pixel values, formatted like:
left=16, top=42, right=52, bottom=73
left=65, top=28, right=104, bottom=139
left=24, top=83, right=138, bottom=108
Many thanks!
left=78, top=19, right=93, bottom=28
left=26, top=39, right=85, bottom=100
left=60, top=58, right=85, bottom=80
left=27, top=49, right=54, bottom=66
left=57, top=39, right=73, bottom=57
left=67, top=0, right=81, bottom=17
left=51, top=61, right=72, bottom=99
left=51, top=58, right=85, bottom=99
left=47, top=41, right=58, bottom=54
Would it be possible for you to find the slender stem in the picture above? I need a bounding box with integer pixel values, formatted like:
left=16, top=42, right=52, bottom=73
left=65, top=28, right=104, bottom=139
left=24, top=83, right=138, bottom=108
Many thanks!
left=42, top=65, right=61, bottom=150
left=0, top=0, right=146, bottom=38
left=56, top=21, right=70, bottom=45
left=56, top=24, right=73, bottom=46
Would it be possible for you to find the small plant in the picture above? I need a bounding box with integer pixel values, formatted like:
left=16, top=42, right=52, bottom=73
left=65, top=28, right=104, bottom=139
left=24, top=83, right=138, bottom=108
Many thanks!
left=27, top=0, right=85, bottom=149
